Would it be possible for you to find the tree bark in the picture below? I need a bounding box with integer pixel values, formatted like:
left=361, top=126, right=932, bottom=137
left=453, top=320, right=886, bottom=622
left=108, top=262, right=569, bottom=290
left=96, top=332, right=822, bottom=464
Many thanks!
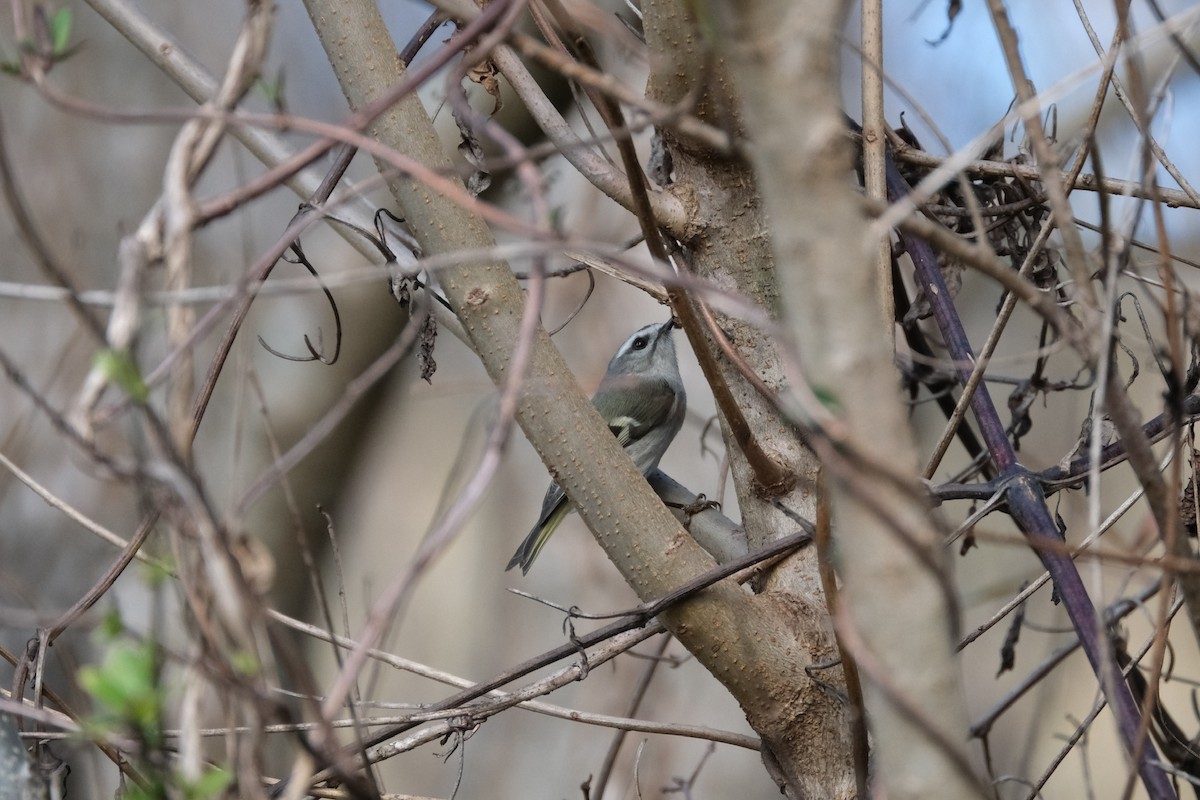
left=302, top=0, right=866, bottom=794
left=707, top=0, right=985, bottom=797
left=642, top=0, right=857, bottom=794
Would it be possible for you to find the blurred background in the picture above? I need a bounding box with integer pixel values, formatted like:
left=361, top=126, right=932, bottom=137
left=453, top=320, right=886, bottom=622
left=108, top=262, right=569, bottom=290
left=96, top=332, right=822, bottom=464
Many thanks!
left=1, top=0, right=1199, bottom=797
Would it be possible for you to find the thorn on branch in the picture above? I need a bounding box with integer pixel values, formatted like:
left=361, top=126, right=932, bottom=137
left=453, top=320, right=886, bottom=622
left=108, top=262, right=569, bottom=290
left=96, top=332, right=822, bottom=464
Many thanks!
left=997, top=582, right=1027, bottom=676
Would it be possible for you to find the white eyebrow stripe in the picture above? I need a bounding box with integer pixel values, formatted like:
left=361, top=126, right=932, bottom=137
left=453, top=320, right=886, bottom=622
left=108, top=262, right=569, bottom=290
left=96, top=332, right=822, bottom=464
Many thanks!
left=614, top=324, right=660, bottom=359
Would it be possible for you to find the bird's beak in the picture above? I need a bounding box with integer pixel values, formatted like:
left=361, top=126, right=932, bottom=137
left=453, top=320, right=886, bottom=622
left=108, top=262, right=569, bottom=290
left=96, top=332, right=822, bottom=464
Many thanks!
left=661, top=317, right=679, bottom=334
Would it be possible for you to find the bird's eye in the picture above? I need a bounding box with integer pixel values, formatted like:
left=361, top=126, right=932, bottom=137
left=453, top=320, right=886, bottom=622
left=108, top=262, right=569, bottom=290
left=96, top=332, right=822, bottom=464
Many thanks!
left=632, top=336, right=649, bottom=350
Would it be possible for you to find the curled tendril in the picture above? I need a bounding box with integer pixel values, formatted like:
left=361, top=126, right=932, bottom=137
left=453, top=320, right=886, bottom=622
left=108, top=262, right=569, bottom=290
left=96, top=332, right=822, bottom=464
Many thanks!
left=545, top=267, right=595, bottom=335
left=256, top=237, right=342, bottom=365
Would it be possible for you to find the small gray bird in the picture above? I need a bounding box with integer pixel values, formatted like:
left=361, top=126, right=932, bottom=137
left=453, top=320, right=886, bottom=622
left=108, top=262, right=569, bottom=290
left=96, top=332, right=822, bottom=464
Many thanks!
left=507, top=319, right=687, bottom=574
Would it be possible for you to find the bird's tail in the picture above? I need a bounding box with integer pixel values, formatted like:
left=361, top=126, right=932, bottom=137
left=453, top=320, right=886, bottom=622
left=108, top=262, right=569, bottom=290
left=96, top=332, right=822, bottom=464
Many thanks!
left=506, top=498, right=573, bottom=574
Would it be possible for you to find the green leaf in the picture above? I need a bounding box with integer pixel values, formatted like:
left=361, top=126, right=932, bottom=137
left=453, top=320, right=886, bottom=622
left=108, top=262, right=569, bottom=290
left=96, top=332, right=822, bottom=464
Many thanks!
left=183, top=766, right=232, bottom=800
left=93, top=349, right=149, bottom=404
left=117, top=781, right=166, bottom=800
left=229, top=649, right=261, bottom=677
left=140, top=556, right=174, bottom=587
left=810, top=384, right=842, bottom=413
left=98, top=610, right=124, bottom=639
left=255, top=70, right=286, bottom=112
left=78, top=640, right=161, bottom=736
left=49, top=8, right=72, bottom=55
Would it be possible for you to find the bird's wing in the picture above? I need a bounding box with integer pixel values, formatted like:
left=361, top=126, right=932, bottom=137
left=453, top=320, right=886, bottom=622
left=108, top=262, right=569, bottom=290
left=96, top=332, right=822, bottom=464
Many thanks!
left=591, top=377, right=680, bottom=448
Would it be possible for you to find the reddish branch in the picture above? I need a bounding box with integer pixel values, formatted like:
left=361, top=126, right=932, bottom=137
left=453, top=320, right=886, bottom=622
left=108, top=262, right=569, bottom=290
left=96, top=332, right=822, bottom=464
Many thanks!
left=886, top=154, right=1177, bottom=799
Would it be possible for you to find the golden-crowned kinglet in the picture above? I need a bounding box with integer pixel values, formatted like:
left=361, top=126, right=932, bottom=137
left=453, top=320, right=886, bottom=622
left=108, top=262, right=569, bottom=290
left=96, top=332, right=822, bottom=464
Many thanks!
left=507, top=319, right=687, bottom=574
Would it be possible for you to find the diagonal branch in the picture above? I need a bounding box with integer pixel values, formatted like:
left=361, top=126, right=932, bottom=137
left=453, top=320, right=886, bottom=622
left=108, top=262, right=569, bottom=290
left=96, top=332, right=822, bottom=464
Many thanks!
left=297, top=4, right=846, bottom=798
left=885, top=155, right=1177, bottom=800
